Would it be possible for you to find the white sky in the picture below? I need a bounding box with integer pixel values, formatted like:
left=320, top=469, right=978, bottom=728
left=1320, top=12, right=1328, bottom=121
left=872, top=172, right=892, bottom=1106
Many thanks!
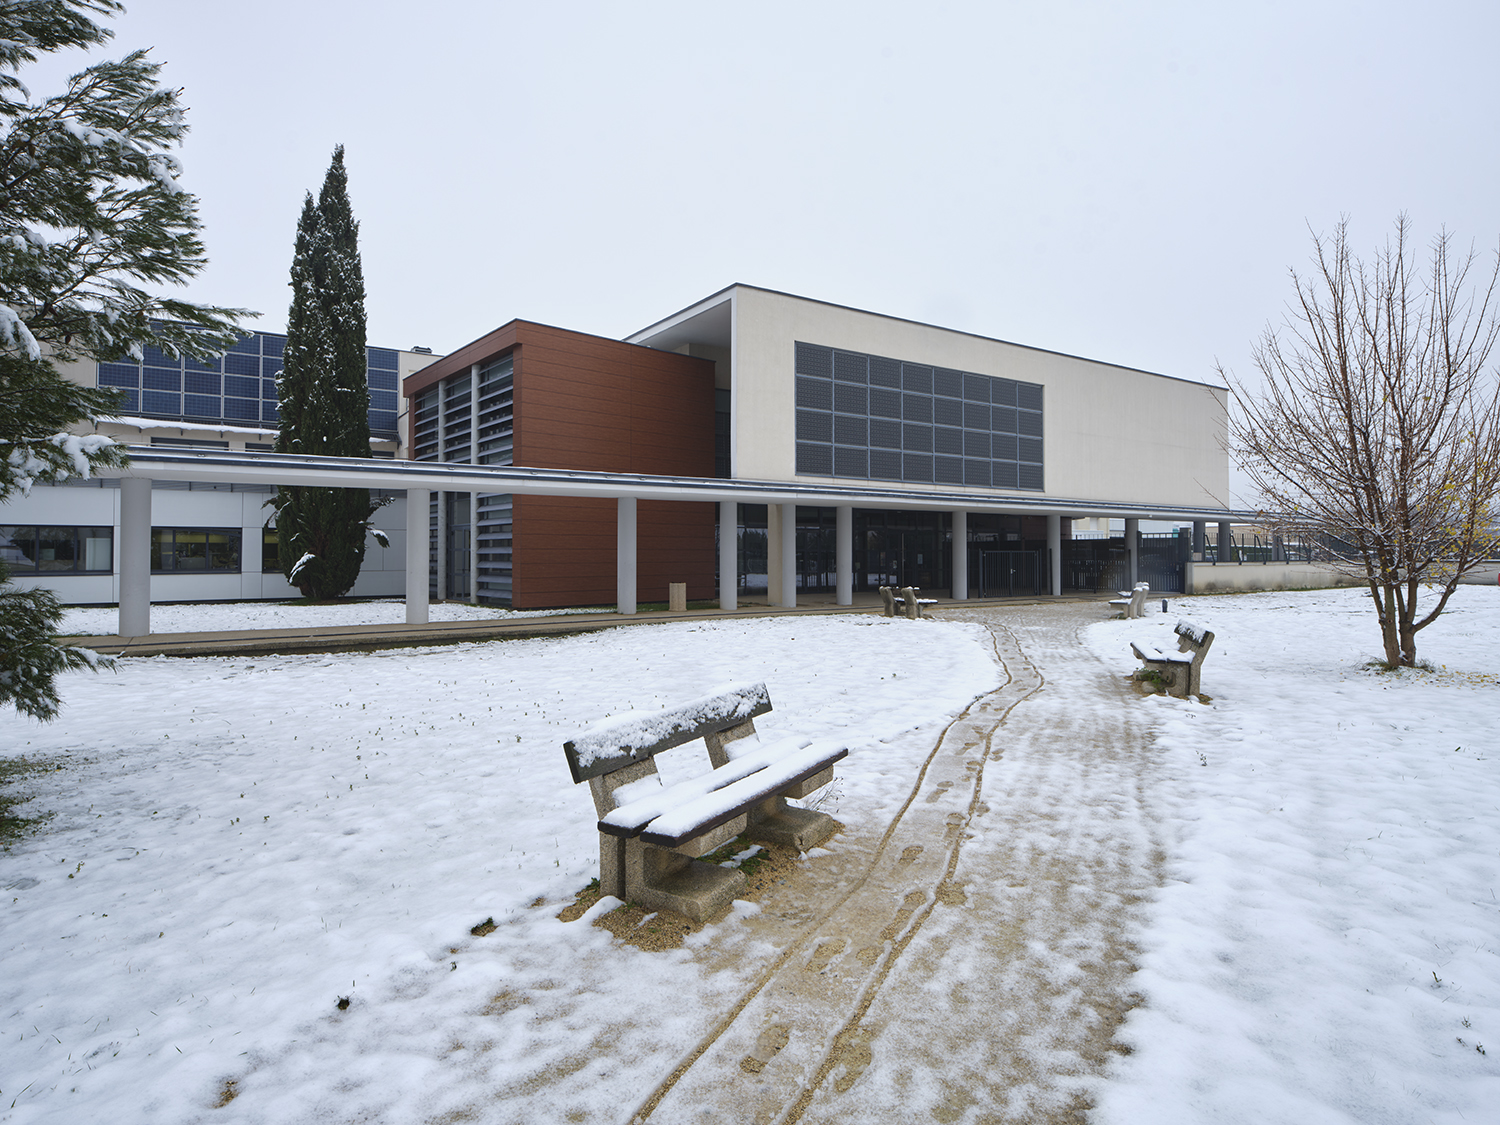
left=29, top=1, right=1500, bottom=386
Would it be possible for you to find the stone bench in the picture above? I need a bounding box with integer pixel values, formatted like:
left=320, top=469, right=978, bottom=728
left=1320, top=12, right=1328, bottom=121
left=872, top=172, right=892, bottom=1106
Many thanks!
left=1110, top=582, right=1150, bottom=619
left=879, top=585, right=939, bottom=619
left=563, top=683, right=846, bottom=923
left=1131, top=619, right=1215, bottom=698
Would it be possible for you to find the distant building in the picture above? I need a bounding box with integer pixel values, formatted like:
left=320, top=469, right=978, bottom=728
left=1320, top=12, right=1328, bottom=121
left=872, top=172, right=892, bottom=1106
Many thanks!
left=0, top=330, right=431, bottom=605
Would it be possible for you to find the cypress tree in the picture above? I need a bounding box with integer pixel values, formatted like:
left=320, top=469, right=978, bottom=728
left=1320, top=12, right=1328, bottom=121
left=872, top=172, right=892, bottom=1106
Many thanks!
left=269, top=146, right=383, bottom=599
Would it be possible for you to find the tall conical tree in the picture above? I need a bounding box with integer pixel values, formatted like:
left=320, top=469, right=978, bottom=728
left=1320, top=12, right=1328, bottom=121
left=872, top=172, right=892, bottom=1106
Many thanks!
left=268, top=146, right=383, bottom=598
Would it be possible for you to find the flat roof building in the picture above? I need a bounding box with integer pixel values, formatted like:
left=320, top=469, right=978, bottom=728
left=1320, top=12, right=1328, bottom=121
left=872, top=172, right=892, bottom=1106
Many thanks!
left=403, top=285, right=1230, bottom=608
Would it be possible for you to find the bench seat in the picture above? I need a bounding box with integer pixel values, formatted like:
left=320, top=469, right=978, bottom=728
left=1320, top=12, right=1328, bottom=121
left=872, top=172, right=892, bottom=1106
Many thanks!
left=1129, top=642, right=1191, bottom=664
left=603, top=736, right=848, bottom=847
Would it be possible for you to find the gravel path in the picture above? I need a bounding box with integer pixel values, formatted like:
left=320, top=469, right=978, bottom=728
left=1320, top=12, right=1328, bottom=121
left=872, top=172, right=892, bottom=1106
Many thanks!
left=630, top=602, right=1166, bottom=1124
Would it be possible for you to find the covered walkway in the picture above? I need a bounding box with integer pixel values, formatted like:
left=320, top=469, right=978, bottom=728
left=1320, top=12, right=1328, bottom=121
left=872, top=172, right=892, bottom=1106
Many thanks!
left=102, top=446, right=1242, bottom=639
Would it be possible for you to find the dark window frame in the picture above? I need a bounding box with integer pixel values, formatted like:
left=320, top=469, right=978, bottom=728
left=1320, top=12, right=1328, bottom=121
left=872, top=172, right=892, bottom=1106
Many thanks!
left=150, top=527, right=243, bottom=573
left=0, top=525, right=114, bottom=574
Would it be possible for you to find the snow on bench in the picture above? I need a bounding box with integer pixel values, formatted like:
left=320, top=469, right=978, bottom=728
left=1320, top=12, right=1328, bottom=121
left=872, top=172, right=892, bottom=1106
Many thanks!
left=562, top=682, right=846, bottom=923
left=1130, top=619, right=1215, bottom=698
left=1110, top=582, right=1150, bottom=619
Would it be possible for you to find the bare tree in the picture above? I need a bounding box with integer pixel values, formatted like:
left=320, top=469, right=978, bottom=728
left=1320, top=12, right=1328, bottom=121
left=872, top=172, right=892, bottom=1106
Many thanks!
left=1226, top=216, right=1500, bottom=667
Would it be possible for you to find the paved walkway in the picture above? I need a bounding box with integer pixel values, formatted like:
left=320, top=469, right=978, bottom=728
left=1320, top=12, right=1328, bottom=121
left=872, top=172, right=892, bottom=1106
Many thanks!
left=618, top=602, right=1163, bottom=1124
left=66, top=592, right=1114, bottom=657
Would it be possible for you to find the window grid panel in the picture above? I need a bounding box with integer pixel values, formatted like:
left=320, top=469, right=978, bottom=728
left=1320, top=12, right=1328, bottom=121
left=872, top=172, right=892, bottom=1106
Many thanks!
left=934, top=368, right=963, bottom=398
left=833, top=351, right=868, bottom=382
left=791, top=341, right=1043, bottom=491
left=795, top=442, right=832, bottom=475
left=795, top=342, right=832, bottom=378
left=933, top=397, right=963, bottom=427
left=102, top=326, right=405, bottom=435
left=834, top=415, right=867, bottom=446
left=795, top=410, right=832, bottom=443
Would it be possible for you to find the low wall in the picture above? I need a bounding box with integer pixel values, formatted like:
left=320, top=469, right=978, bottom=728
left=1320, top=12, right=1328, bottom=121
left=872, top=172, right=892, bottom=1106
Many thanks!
left=1185, top=561, right=1364, bottom=594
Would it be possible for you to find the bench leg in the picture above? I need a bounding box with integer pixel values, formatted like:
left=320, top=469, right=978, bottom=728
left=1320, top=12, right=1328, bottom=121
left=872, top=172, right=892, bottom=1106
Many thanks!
left=1133, top=660, right=1191, bottom=698
left=746, top=794, right=838, bottom=851
left=604, top=815, right=750, bottom=924
left=631, top=843, right=746, bottom=924
left=599, top=833, right=629, bottom=900
left=901, top=587, right=919, bottom=620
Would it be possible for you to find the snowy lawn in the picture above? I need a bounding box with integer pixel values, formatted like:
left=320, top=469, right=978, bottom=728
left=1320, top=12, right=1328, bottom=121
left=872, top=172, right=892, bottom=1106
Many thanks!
left=57, top=599, right=612, bottom=636
left=5, top=588, right=1499, bottom=1122
left=1089, top=585, right=1500, bottom=1125
left=0, top=615, right=999, bottom=1123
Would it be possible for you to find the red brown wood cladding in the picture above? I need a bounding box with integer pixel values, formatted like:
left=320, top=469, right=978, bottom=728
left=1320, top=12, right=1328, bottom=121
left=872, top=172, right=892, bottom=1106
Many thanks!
left=404, top=320, right=718, bottom=609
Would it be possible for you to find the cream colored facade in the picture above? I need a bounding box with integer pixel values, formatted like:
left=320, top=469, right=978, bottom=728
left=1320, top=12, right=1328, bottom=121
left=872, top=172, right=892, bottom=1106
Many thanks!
left=631, top=284, right=1229, bottom=518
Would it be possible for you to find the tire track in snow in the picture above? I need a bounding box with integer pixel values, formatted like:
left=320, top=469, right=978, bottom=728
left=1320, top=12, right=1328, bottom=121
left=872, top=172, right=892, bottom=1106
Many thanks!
left=789, top=603, right=1167, bottom=1123
left=628, top=616, right=1045, bottom=1124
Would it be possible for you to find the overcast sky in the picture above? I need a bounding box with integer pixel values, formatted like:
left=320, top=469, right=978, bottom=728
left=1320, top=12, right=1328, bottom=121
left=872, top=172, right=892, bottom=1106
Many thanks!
left=32, top=0, right=1500, bottom=394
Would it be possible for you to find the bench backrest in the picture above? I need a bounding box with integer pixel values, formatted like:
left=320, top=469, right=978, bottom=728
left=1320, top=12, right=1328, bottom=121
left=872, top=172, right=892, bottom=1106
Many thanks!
left=1174, top=619, right=1215, bottom=658
left=563, top=682, right=773, bottom=784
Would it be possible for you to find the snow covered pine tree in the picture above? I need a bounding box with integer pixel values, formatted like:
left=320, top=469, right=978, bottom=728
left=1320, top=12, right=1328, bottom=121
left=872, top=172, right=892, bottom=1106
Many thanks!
left=267, top=147, right=387, bottom=599
left=1, top=0, right=242, bottom=719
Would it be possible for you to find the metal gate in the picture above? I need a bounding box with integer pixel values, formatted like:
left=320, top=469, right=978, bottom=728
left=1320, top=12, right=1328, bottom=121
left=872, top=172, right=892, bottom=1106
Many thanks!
left=1138, top=534, right=1185, bottom=593
left=976, top=549, right=1045, bottom=597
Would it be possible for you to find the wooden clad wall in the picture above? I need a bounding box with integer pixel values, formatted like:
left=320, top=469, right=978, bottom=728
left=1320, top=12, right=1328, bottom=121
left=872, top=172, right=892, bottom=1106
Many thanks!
left=508, top=324, right=717, bottom=608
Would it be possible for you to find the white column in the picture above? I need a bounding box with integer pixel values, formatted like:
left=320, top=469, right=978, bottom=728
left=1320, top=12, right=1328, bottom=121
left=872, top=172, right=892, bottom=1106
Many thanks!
left=766, top=504, right=782, bottom=601
left=1047, top=512, right=1061, bottom=597
left=617, top=496, right=637, bottom=614
left=118, top=475, right=151, bottom=637
left=406, top=487, right=429, bottom=624
left=1125, top=517, right=1139, bottom=585
left=835, top=505, right=853, bottom=606
left=434, top=378, right=447, bottom=600
left=719, top=501, right=738, bottom=611
left=468, top=493, right=479, bottom=604
left=470, top=364, right=480, bottom=605
left=950, top=509, right=967, bottom=601
left=779, top=502, right=797, bottom=609
left=434, top=492, right=447, bottom=601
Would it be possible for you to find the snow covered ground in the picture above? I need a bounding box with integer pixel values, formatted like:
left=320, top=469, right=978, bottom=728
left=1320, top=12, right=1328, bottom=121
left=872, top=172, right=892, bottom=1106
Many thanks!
left=3, top=587, right=1498, bottom=1122
left=1089, top=586, right=1500, bottom=1125
left=0, top=614, right=1000, bottom=1122
left=58, top=599, right=611, bottom=636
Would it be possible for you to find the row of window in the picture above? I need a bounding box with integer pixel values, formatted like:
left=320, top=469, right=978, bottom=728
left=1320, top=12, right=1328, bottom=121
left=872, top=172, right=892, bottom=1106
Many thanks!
left=98, top=329, right=401, bottom=437
left=1, top=526, right=295, bottom=575
left=792, top=342, right=1045, bottom=490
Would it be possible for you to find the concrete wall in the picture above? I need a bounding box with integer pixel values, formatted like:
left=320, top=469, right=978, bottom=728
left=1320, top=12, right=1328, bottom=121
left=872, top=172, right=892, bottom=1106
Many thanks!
left=1185, top=561, right=1364, bottom=594
left=3, top=484, right=407, bottom=604
left=729, top=286, right=1228, bottom=509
